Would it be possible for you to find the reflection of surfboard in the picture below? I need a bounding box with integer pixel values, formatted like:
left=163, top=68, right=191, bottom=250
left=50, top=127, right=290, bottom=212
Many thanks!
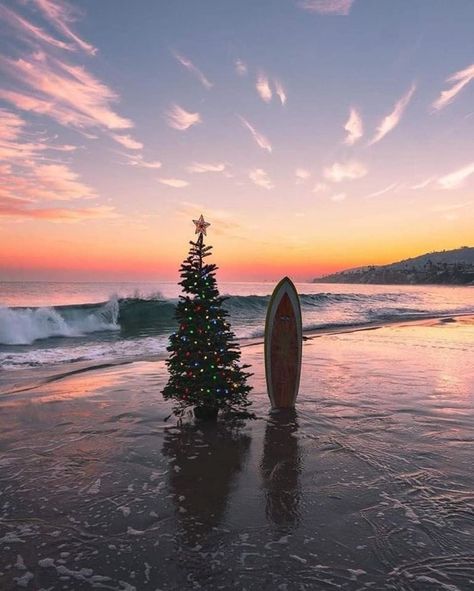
left=261, top=409, right=301, bottom=527
left=264, top=277, right=302, bottom=409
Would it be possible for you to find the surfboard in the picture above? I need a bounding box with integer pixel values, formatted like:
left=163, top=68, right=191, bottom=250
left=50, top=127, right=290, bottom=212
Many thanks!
left=264, top=277, right=303, bottom=409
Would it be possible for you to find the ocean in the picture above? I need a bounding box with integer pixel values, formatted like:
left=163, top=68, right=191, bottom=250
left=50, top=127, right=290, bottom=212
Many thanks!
left=1, top=281, right=473, bottom=371
left=1, top=282, right=474, bottom=589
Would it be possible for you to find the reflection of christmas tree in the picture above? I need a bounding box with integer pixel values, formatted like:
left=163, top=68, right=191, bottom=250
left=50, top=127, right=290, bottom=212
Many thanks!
left=162, top=421, right=251, bottom=546
left=163, top=215, right=252, bottom=417
left=261, top=410, right=302, bottom=531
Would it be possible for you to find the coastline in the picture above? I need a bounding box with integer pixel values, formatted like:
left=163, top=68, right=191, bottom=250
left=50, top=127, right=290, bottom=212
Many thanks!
left=2, top=312, right=473, bottom=398
left=0, top=315, right=473, bottom=589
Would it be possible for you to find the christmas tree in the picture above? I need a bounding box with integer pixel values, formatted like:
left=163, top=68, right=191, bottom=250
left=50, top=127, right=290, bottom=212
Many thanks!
left=163, top=215, right=252, bottom=418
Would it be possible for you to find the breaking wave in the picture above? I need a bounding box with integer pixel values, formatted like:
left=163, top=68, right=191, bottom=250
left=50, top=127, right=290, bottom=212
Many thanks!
left=0, top=299, right=120, bottom=346
left=1, top=291, right=472, bottom=349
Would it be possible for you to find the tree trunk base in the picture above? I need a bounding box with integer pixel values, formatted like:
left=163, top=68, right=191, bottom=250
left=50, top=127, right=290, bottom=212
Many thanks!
left=193, top=406, right=219, bottom=421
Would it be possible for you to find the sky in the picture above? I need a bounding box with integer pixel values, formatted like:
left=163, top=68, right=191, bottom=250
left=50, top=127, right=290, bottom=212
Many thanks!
left=0, top=0, right=473, bottom=282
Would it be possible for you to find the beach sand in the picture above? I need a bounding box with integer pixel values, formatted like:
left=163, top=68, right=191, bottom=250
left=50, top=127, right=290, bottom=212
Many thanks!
left=0, top=316, right=473, bottom=590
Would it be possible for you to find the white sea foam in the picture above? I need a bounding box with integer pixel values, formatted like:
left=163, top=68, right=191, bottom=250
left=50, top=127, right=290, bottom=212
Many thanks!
left=0, top=335, right=168, bottom=369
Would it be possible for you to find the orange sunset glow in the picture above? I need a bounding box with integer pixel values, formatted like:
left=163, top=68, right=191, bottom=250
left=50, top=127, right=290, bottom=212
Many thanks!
left=1, top=1, right=473, bottom=281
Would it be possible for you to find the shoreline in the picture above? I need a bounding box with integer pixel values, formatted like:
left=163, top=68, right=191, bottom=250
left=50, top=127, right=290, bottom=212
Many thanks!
left=2, top=312, right=473, bottom=398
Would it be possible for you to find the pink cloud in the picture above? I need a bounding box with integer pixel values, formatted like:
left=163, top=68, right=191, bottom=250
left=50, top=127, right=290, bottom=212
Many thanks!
left=111, top=134, right=143, bottom=150
left=31, top=0, right=97, bottom=55
left=344, top=107, right=363, bottom=145
left=411, top=177, right=434, bottom=190
left=432, top=63, right=474, bottom=111
left=0, top=108, right=48, bottom=161
left=295, top=168, right=310, bottom=183
left=159, top=178, right=190, bottom=188
left=0, top=53, right=133, bottom=131
left=165, top=104, right=201, bottom=131
left=0, top=4, right=75, bottom=52
left=187, top=162, right=226, bottom=173
left=0, top=108, right=107, bottom=224
left=172, top=51, right=213, bottom=89
left=0, top=3, right=139, bottom=152
left=256, top=72, right=272, bottom=103
left=0, top=109, right=27, bottom=143
left=369, top=83, right=416, bottom=145
left=47, top=143, right=77, bottom=152
left=0, top=161, right=95, bottom=204
left=298, top=0, right=354, bottom=16
left=123, top=154, right=162, bottom=169
left=249, top=168, right=274, bottom=190
left=274, top=79, right=287, bottom=105
left=365, top=183, right=398, bottom=199
left=324, top=160, right=367, bottom=182
left=0, top=156, right=110, bottom=221
left=238, top=116, right=272, bottom=153
left=437, top=162, right=474, bottom=190
left=32, top=163, right=96, bottom=200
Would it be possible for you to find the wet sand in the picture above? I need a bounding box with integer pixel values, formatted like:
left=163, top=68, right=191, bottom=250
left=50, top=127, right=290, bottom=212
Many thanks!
left=0, top=317, right=473, bottom=590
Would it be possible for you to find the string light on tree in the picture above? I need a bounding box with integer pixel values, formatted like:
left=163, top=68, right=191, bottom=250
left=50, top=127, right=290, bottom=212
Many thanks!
left=163, top=215, right=252, bottom=419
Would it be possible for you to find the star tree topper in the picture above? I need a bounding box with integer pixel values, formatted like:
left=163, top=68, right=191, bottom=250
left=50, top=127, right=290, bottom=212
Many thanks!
left=193, top=214, right=210, bottom=236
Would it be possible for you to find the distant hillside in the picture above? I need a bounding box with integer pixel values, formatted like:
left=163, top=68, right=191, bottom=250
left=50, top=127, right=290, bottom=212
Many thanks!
left=313, top=247, right=474, bottom=285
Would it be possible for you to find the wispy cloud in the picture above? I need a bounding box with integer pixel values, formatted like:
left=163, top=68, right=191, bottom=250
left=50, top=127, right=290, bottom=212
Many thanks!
left=165, top=104, right=201, bottom=131
left=159, top=178, right=189, bottom=188
left=249, top=168, right=274, bottom=190
left=432, top=64, right=474, bottom=111
left=330, top=192, right=347, bottom=202
left=0, top=1, right=146, bottom=155
left=32, top=163, right=96, bottom=200
left=298, top=0, right=355, bottom=16
left=411, top=177, right=434, bottom=190
left=274, top=79, right=287, bottom=105
left=238, top=116, right=272, bottom=152
left=369, top=83, right=416, bottom=145
left=365, top=182, right=398, bottom=199
left=323, top=160, right=367, bottom=182
left=111, top=134, right=143, bottom=150
left=256, top=72, right=272, bottom=103
left=47, top=143, right=77, bottom=152
left=31, top=0, right=97, bottom=55
left=344, top=107, right=363, bottom=145
left=0, top=108, right=109, bottom=221
left=0, top=162, right=95, bottom=205
left=172, top=51, right=213, bottom=90
left=187, top=162, right=226, bottom=173
left=0, top=53, right=133, bottom=132
left=0, top=109, right=43, bottom=161
left=0, top=4, right=74, bottom=52
left=122, top=153, right=162, bottom=169
left=295, top=168, right=310, bottom=183
left=235, top=59, right=247, bottom=76
left=437, top=162, right=474, bottom=190
left=0, top=4, right=130, bottom=223
left=0, top=108, right=78, bottom=162
left=312, top=182, right=328, bottom=193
